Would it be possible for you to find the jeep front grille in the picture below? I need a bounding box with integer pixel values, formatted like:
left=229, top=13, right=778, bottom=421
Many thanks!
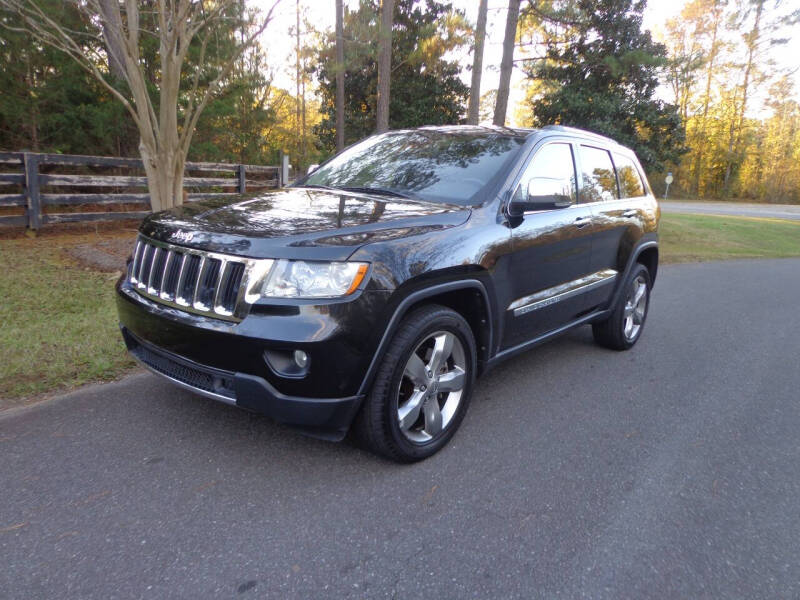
left=128, top=235, right=271, bottom=321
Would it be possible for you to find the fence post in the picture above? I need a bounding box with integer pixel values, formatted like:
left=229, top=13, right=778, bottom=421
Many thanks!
left=23, top=153, right=41, bottom=230
left=281, top=154, right=290, bottom=188
left=237, top=164, right=246, bottom=194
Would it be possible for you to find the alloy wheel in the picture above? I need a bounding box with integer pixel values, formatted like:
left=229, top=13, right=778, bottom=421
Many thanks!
left=396, top=331, right=466, bottom=443
left=623, top=274, right=648, bottom=342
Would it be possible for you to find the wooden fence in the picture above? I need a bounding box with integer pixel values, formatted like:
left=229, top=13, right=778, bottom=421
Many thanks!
left=0, top=151, right=290, bottom=229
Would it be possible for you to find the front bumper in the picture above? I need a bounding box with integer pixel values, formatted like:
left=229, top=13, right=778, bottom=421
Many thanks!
left=116, top=278, right=392, bottom=439
left=122, top=329, right=361, bottom=440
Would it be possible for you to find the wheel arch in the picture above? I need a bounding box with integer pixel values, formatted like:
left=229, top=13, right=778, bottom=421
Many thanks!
left=608, top=241, right=659, bottom=310
left=636, top=246, right=659, bottom=286
left=356, top=279, right=494, bottom=397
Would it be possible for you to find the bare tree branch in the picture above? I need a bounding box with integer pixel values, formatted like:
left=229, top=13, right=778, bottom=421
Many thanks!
left=0, top=0, right=282, bottom=210
left=179, top=1, right=280, bottom=158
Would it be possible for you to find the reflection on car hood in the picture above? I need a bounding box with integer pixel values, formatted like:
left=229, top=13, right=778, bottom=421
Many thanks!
left=139, top=187, right=471, bottom=261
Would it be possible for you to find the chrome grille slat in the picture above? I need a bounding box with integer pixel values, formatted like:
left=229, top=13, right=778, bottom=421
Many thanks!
left=174, top=254, right=190, bottom=305
left=130, top=241, right=144, bottom=283
left=159, top=250, right=174, bottom=299
left=147, top=247, right=166, bottom=295
left=167, top=252, right=183, bottom=300
left=198, top=259, right=222, bottom=310
left=178, top=255, right=201, bottom=306
left=213, top=260, right=230, bottom=315
left=126, top=235, right=261, bottom=322
left=138, top=244, right=154, bottom=289
left=192, top=256, right=208, bottom=310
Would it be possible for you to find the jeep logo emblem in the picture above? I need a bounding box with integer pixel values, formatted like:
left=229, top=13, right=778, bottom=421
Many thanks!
left=170, top=230, right=194, bottom=243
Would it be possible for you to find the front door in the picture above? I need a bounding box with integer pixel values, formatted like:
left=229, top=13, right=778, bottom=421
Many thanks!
left=502, top=141, right=595, bottom=349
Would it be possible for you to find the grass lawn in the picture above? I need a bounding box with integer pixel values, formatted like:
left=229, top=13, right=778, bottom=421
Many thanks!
left=660, top=213, right=800, bottom=263
left=0, top=232, right=136, bottom=406
left=1, top=212, right=799, bottom=406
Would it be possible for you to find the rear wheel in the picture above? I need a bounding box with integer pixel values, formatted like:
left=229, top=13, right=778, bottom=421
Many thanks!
left=354, top=304, right=476, bottom=462
left=592, top=263, right=651, bottom=351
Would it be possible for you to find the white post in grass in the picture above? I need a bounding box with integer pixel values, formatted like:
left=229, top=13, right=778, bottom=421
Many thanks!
left=282, top=154, right=291, bottom=188
left=664, top=172, right=674, bottom=200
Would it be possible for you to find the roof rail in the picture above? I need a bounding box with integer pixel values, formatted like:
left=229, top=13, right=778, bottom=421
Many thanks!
left=540, top=125, right=618, bottom=145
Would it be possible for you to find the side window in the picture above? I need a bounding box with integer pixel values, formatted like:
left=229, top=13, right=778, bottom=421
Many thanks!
left=614, top=153, right=646, bottom=198
left=514, top=142, right=577, bottom=204
left=579, top=145, right=618, bottom=203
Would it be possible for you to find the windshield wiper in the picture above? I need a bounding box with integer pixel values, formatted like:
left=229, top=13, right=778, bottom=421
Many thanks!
left=301, top=184, right=339, bottom=191
left=339, top=186, right=412, bottom=199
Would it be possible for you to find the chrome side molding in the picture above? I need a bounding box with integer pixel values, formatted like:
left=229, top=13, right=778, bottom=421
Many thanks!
left=509, top=269, right=618, bottom=317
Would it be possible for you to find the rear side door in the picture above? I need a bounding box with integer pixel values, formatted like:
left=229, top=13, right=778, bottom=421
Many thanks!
left=581, top=147, right=649, bottom=311
left=501, top=140, right=594, bottom=349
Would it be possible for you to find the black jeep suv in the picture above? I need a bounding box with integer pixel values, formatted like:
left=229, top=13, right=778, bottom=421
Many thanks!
left=117, top=125, right=659, bottom=462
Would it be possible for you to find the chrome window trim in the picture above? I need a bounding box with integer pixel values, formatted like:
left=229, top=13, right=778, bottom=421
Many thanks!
left=127, top=234, right=273, bottom=322
left=509, top=269, right=618, bottom=317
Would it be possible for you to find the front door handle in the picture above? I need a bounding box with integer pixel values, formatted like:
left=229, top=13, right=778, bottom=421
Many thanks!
left=622, top=209, right=638, bottom=218
left=574, top=216, right=591, bottom=228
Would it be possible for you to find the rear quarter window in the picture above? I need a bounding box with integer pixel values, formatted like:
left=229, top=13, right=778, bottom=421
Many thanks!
left=614, top=153, right=646, bottom=198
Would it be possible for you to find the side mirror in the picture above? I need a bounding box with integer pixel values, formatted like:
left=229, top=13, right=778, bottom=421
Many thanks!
left=508, top=177, right=574, bottom=215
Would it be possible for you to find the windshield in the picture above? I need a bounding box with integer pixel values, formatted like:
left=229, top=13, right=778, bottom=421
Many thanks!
left=300, top=130, right=526, bottom=205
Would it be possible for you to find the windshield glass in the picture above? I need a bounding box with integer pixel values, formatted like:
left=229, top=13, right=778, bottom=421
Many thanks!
left=300, top=130, right=526, bottom=205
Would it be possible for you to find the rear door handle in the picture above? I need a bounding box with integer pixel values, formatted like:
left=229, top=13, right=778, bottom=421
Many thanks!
left=622, top=209, right=638, bottom=218
left=574, top=216, right=591, bottom=228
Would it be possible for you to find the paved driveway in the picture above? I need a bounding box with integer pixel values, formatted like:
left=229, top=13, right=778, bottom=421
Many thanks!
left=661, top=200, right=800, bottom=220
left=2, top=259, right=799, bottom=599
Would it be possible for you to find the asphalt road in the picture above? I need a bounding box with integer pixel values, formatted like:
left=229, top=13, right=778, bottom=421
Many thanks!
left=661, top=200, right=800, bottom=221
left=3, top=259, right=800, bottom=599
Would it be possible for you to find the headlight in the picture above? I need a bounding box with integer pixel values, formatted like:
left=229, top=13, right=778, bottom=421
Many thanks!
left=260, top=260, right=369, bottom=298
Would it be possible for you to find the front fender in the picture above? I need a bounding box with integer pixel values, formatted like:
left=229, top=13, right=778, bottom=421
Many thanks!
left=355, top=278, right=495, bottom=397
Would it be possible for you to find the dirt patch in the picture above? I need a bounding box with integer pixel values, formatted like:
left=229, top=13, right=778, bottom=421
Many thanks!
left=1, top=223, right=138, bottom=272
left=64, top=237, right=135, bottom=272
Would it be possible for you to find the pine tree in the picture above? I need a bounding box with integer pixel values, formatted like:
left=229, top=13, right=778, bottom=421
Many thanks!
left=525, top=0, right=685, bottom=172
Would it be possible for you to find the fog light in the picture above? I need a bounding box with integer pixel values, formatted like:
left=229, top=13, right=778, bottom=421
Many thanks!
left=263, top=349, right=308, bottom=378
left=294, top=350, right=309, bottom=369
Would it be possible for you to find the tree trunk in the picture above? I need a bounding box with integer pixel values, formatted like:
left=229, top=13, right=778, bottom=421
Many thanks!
left=335, top=0, right=345, bottom=151
left=722, top=91, right=738, bottom=196
left=692, top=3, right=721, bottom=197
left=98, top=0, right=126, bottom=81
left=723, top=0, right=763, bottom=194
left=376, top=0, right=394, bottom=133
left=26, top=56, right=39, bottom=151
left=467, top=0, right=488, bottom=125
left=494, top=0, right=520, bottom=127
left=140, top=139, right=185, bottom=213
left=295, top=0, right=302, bottom=168
left=302, top=58, right=307, bottom=168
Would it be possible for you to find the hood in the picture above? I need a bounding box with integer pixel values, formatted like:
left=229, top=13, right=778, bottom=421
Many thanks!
left=139, top=187, right=471, bottom=260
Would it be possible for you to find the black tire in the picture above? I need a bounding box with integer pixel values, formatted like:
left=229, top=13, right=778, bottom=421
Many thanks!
left=353, top=304, right=477, bottom=462
left=592, top=263, right=652, bottom=351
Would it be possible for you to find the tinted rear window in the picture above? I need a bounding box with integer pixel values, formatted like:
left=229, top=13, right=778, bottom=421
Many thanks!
left=579, top=145, right=618, bottom=203
left=614, top=153, right=646, bottom=198
left=302, top=131, right=526, bottom=205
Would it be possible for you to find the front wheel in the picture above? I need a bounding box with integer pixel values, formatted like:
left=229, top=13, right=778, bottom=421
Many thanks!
left=592, top=263, right=651, bottom=351
left=353, top=304, right=476, bottom=462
